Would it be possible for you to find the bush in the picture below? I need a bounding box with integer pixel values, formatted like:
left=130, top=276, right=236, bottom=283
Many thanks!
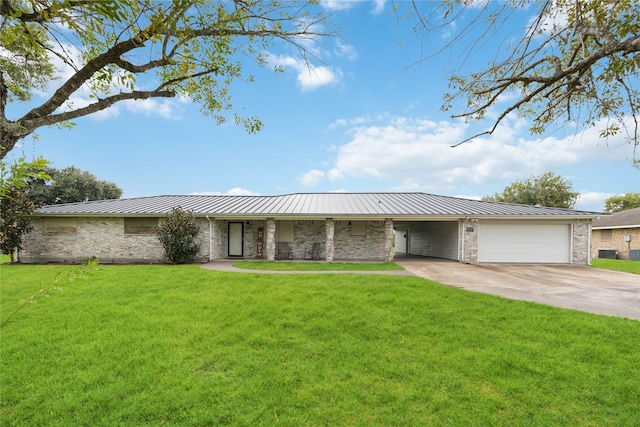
left=156, top=206, right=200, bottom=264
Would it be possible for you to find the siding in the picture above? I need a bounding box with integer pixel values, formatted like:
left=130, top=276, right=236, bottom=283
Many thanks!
left=408, top=221, right=459, bottom=260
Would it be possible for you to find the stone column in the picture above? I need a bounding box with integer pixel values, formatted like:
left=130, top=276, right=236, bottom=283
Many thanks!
left=384, top=218, right=394, bottom=262
left=209, top=218, right=219, bottom=260
left=266, top=218, right=276, bottom=261
left=461, top=218, right=478, bottom=263
left=325, top=219, right=335, bottom=262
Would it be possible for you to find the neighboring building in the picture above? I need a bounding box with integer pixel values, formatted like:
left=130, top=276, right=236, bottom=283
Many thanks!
left=591, top=207, right=640, bottom=260
left=20, top=192, right=601, bottom=264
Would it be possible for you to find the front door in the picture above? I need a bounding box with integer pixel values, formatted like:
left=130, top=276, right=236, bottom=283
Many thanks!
left=228, top=222, right=244, bottom=257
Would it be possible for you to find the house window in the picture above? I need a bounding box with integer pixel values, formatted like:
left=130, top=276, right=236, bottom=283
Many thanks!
left=600, top=229, right=612, bottom=241
left=276, top=221, right=294, bottom=242
left=44, top=217, right=77, bottom=235
left=350, top=221, right=367, bottom=236
left=124, top=218, right=158, bottom=235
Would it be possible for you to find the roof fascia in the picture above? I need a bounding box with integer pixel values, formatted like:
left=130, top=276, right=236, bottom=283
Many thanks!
left=592, top=224, right=640, bottom=230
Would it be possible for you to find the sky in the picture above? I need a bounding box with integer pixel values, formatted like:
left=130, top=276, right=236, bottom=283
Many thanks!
left=7, top=1, right=639, bottom=212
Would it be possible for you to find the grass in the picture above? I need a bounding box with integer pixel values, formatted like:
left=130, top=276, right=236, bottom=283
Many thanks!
left=1, top=263, right=639, bottom=426
left=591, top=258, right=640, bottom=274
left=232, top=261, right=404, bottom=271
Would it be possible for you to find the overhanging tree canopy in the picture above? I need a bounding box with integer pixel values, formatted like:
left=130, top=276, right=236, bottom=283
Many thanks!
left=0, top=0, right=334, bottom=159
left=409, top=0, right=640, bottom=165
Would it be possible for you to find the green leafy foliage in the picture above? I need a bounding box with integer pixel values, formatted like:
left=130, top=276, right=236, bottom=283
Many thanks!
left=0, top=187, right=37, bottom=261
left=0, top=156, right=50, bottom=197
left=0, top=157, right=49, bottom=261
left=482, top=171, right=579, bottom=209
left=0, top=0, right=333, bottom=159
left=155, top=206, right=200, bottom=264
left=410, top=0, right=640, bottom=163
left=24, top=166, right=123, bottom=205
left=604, top=192, right=640, bottom=212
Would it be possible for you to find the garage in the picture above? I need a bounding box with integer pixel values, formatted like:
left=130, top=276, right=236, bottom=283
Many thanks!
left=478, top=221, right=572, bottom=263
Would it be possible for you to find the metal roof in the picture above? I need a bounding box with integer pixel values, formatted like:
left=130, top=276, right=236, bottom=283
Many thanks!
left=592, top=206, right=640, bottom=229
left=34, top=193, right=604, bottom=219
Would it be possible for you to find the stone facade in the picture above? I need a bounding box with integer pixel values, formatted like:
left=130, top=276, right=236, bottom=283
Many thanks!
left=572, top=220, right=592, bottom=264
left=21, top=216, right=209, bottom=263
left=460, top=219, right=479, bottom=263
left=21, top=217, right=393, bottom=263
left=20, top=215, right=593, bottom=265
left=333, top=220, right=389, bottom=261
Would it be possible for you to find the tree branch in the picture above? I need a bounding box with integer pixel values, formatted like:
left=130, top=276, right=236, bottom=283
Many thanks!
left=25, top=89, right=175, bottom=130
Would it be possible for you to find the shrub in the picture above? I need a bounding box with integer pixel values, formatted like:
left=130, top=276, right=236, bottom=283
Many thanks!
left=156, top=206, right=200, bottom=264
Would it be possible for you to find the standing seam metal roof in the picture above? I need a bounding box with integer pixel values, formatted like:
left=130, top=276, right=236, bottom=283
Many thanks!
left=33, top=193, right=605, bottom=218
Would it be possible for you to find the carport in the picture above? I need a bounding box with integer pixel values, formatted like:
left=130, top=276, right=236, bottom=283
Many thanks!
left=394, top=220, right=460, bottom=261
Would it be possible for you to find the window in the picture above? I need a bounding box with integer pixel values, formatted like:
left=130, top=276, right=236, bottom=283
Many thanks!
left=125, top=218, right=158, bottom=235
left=276, top=221, right=294, bottom=242
left=600, top=229, right=612, bottom=241
left=350, top=221, right=366, bottom=236
left=44, top=217, right=77, bottom=235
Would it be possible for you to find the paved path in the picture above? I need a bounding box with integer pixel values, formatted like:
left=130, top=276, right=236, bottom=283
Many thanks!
left=200, top=260, right=414, bottom=275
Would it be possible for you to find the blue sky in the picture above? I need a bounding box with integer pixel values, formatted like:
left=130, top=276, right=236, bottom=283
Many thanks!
left=8, top=1, right=639, bottom=212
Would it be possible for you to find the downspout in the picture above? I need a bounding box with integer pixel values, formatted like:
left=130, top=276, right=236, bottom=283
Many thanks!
left=460, top=220, right=465, bottom=263
left=570, top=222, right=574, bottom=264
left=206, top=215, right=213, bottom=261
left=587, top=221, right=592, bottom=266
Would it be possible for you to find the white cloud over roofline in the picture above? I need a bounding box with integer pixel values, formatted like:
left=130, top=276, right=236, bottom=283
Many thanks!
left=300, top=115, right=634, bottom=193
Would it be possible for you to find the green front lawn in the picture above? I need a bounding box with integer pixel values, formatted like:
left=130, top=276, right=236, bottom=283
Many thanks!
left=591, top=258, right=640, bottom=274
left=1, top=263, right=639, bottom=426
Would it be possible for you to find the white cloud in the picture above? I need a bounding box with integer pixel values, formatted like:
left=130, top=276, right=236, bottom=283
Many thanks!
left=321, top=0, right=357, bottom=11
left=123, top=98, right=181, bottom=120
left=371, top=0, right=386, bottom=15
left=298, top=169, right=325, bottom=187
left=191, top=188, right=261, bottom=196
left=576, top=192, right=615, bottom=212
left=320, top=115, right=635, bottom=193
left=270, top=54, right=342, bottom=91
left=323, top=0, right=386, bottom=14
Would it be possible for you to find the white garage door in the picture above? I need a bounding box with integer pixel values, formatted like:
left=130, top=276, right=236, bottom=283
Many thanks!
left=478, top=222, right=571, bottom=263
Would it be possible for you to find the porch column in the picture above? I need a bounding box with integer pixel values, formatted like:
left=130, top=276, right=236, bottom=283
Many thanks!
left=266, top=218, right=276, bottom=261
left=208, top=217, right=218, bottom=260
left=384, top=218, right=394, bottom=262
left=325, top=219, right=335, bottom=262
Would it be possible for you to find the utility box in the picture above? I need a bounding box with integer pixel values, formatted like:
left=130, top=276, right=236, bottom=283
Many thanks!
left=598, top=249, right=618, bottom=259
left=629, top=250, right=640, bottom=261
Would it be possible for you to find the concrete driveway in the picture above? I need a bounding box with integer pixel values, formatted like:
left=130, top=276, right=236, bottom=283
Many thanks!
left=395, top=258, right=640, bottom=320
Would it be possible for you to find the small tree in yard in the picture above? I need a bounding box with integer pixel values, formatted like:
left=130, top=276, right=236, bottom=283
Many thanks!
left=156, top=207, right=200, bottom=264
left=0, top=188, right=37, bottom=262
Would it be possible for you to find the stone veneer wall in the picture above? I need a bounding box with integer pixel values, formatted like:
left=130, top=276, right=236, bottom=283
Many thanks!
left=460, top=218, right=479, bottom=263
left=21, top=217, right=211, bottom=264
left=21, top=216, right=591, bottom=264
left=571, top=220, right=591, bottom=264
left=333, top=220, right=388, bottom=261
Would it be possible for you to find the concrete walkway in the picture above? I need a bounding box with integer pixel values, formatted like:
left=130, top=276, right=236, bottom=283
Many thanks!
left=200, top=260, right=414, bottom=275
left=201, top=259, right=640, bottom=320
